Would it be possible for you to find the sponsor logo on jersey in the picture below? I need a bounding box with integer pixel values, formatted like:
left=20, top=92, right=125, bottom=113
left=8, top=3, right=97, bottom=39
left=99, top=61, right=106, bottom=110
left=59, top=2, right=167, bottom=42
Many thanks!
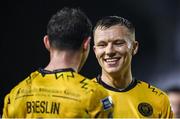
left=138, top=102, right=153, bottom=117
left=101, top=96, right=113, bottom=110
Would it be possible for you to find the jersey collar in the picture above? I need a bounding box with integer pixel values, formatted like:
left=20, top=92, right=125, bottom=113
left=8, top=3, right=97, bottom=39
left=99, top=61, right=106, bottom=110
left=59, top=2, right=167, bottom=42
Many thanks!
left=96, top=75, right=138, bottom=92
left=38, top=68, right=75, bottom=74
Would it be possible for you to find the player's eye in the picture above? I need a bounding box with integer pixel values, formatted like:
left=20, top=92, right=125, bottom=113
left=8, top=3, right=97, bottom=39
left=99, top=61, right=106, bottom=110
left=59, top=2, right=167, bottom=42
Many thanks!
left=114, top=40, right=125, bottom=46
left=98, top=44, right=106, bottom=47
left=96, top=42, right=107, bottom=48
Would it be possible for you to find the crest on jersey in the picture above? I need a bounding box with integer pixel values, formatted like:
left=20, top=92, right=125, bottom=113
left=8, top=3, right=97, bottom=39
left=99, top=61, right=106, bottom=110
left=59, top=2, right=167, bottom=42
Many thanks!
left=101, top=96, right=113, bottom=110
left=138, top=102, right=153, bottom=117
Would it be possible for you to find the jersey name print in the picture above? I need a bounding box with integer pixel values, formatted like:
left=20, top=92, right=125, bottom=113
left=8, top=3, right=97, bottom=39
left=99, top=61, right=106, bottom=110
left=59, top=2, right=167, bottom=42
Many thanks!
left=26, top=101, right=60, bottom=114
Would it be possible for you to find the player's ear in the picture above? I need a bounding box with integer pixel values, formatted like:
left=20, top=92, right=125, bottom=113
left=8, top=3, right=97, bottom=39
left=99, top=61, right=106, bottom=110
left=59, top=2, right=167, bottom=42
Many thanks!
left=93, top=45, right=96, bottom=52
left=83, top=36, right=91, bottom=51
left=43, top=35, right=51, bottom=51
left=93, top=43, right=97, bottom=55
left=132, top=40, right=139, bottom=55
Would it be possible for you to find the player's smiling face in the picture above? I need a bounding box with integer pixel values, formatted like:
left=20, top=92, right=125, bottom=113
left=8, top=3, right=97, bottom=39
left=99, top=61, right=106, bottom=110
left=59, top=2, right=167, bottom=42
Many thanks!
left=94, top=25, right=136, bottom=75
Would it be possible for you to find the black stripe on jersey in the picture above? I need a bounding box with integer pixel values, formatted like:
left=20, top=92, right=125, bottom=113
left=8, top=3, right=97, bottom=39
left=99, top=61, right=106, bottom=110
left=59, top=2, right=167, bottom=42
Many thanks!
left=148, top=84, right=164, bottom=96
left=55, top=73, right=64, bottom=79
left=96, top=75, right=137, bottom=92
left=80, top=78, right=88, bottom=89
left=55, top=71, right=75, bottom=80
left=67, top=72, right=75, bottom=79
left=148, top=84, right=158, bottom=95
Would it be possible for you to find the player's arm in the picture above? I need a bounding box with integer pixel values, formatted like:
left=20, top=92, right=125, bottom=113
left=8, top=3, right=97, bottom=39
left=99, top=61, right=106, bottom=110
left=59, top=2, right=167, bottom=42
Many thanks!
left=87, top=84, right=113, bottom=118
left=2, top=86, right=18, bottom=118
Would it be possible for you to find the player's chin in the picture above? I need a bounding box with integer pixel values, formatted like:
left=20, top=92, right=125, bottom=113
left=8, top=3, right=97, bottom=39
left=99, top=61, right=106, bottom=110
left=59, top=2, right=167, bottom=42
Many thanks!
left=104, top=67, right=120, bottom=74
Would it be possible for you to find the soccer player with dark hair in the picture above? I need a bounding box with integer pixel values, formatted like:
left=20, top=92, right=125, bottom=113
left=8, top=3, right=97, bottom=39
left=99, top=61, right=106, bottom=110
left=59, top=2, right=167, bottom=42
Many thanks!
left=2, top=7, right=113, bottom=118
left=93, top=16, right=173, bottom=118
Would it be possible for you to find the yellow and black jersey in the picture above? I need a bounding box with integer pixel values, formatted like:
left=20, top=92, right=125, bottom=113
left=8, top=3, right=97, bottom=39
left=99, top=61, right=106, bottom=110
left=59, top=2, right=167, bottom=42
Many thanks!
left=3, top=68, right=113, bottom=118
left=92, top=75, right=173, bottom=118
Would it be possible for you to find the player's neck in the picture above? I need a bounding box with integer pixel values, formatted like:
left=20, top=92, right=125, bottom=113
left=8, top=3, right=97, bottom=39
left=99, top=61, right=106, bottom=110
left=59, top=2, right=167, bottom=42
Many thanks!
left=45, top=50, right=81, bottom=72
left=101, top=69, right=133, bottom=89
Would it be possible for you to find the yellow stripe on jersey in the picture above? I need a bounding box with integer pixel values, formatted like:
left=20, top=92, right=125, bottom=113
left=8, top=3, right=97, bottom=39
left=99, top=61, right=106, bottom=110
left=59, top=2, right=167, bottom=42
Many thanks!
left=3, top=68, right=113, bottom=118
left=92, top=76, right=173, bottom=118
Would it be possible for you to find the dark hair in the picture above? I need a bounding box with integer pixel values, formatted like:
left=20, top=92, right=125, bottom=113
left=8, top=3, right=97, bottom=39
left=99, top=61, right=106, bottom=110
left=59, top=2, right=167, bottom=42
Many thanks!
left=93, top=16, right=135, bottom=34
left=47, top=7, right=92, bottom=50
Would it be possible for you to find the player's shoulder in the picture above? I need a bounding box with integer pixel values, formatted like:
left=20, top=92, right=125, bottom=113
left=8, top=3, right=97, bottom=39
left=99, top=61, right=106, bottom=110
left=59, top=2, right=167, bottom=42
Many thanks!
left=74, top=73, right=108, bottom=93
left=8, top=70, right=39, bottom=95
left=73, top=72, right=98, bottom=85
left=90, top=77, right=104, bottom=90
left=138, top=80, right=168, bottom=97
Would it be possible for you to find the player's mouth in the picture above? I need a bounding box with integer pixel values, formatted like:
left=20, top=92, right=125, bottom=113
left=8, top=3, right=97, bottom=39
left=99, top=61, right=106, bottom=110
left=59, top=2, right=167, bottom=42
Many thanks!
left=104, top=57, right=120, bottom=65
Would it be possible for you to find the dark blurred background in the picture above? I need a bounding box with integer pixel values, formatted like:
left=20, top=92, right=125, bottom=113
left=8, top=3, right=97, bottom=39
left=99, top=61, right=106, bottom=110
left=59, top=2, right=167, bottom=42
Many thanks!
left=1, top=0, right=180, bottom=116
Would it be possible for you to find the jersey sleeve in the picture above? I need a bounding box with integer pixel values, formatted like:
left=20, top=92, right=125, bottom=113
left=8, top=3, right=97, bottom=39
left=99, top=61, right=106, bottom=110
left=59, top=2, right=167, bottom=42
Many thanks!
left=2, top=84, right=21, bottom=118
left=87, top=84, right=113, bottom=118
left=2, top=93, right=12, bottom=118
left=160, top=93, right=174, bottom=118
